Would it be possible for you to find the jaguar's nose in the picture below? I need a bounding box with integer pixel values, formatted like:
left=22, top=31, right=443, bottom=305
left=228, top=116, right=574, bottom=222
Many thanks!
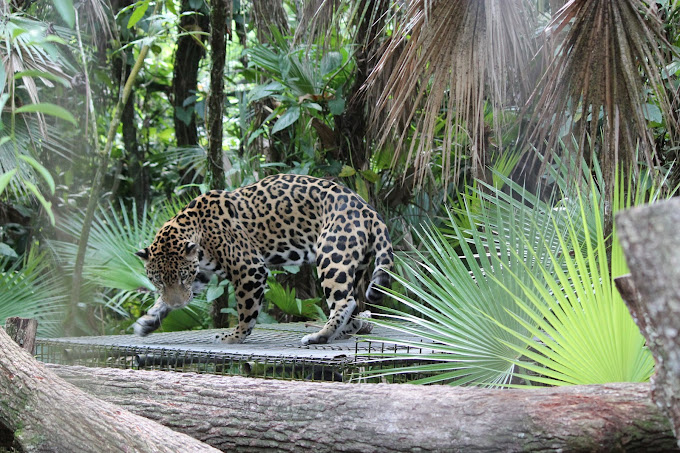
left=162, top=285, right=192, bottom=309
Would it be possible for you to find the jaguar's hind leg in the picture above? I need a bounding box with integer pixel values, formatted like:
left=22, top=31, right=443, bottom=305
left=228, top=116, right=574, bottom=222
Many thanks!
left=301, top=260, right=358, bottom=345
left=334, top=309, right=373, bottom=340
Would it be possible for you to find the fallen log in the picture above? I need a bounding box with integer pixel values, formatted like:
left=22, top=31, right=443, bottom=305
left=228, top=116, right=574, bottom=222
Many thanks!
left=0, top=328, right=219, bottom=453
left=616, top=197, right=680, bottom=448
left=49, top=364, right=677, bottom=452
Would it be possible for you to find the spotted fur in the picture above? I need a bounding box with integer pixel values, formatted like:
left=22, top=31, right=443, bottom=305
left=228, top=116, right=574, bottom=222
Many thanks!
left=134, top=174, right=394, bottom=345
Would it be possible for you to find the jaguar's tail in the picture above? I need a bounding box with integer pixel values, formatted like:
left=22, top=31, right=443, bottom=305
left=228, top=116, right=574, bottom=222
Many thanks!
left=365, top=216, right=394, bottom=304
left=133, top=297, right=170, bottom=336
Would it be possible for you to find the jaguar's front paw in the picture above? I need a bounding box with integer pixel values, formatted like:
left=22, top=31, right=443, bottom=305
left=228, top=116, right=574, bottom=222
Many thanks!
left=301, top=332, right=328, bottom=346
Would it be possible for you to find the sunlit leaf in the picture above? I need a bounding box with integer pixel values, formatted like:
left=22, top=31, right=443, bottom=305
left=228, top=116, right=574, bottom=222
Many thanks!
left=14, top=70, right=70, bottom=87
left=51, top=0, right=75, bottom=27
left=14, top=103, right=77, bottom=126
left=0, top=169, right=17, bottom=195
left=271, top=106, right=300, bottom=134
left=22, top=180, right=55, bottom=225
left=338, top=165, right=355, bottom=177
left=127, top=0, right=150, bottom=29
left=18, top=155, right=55, bottom=195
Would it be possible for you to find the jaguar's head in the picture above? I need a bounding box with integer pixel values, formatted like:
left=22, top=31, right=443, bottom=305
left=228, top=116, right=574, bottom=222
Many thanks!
left=136, top=240, right=199, bottom=309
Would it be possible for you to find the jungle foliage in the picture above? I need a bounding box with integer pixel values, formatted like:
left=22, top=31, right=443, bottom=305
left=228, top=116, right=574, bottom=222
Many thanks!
left=1, top=0, right=679, bottom=385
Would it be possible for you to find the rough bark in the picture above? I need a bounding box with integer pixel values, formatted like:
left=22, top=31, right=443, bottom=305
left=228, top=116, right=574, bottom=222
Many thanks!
left=207, top=0, right=230, bottom=191
left=49, top=364, right=676, bottom=453
left=173, top=0, right=209, bottom=149
left=616, top=197, right=680, bottom=448
left=0, top=328, right=219, bottom=452
left=333, top=0, right=388, bottom=173
left=252, top=0, right=289, bottom=45
left=208, top=0, right=231, bottom=331
left=4, top=317, right=38, bottom=354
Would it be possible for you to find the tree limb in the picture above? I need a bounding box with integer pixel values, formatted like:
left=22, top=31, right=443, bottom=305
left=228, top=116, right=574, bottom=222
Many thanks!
left=50, top=364, right=677, bottom=452
left=0, top=328, right=219, bottom=452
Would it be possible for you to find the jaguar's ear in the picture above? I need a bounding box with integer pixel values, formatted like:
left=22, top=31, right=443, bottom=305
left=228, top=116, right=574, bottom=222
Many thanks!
left=135, top=248, right=150, bottom=261
left=184, top=242, right=199, bottom=260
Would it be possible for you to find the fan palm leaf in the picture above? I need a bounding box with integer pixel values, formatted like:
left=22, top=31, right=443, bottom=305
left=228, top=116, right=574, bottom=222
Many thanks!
left=362, top=154, right=668, bottom=386
left=0, top=250, right=66, bottom=338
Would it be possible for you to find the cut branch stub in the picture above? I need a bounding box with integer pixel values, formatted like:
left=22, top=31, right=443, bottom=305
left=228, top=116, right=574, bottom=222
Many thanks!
left=4, top=316, right=38, bottom=354
left=616, top=197, right=680, bottom=448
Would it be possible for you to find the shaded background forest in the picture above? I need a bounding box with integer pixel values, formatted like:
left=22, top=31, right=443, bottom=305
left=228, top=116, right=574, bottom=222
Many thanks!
left=2, top=0, right=680, bottom=386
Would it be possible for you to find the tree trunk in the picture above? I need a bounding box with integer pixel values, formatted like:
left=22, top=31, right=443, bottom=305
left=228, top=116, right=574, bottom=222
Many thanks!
left=616, top=197, right=680, bottom=448
left=207, top=0, right=230, bottom=191
left=333, top=0, right=388, bottom=174
left=48, top=364, right=676, bottom=453
left=208, top=0, right=231, bottom=329
left=67, top=16, right=156, bottom=336
left=173, top=0, right=209, bottom=150
left=0, top=328, right=219, bottom=453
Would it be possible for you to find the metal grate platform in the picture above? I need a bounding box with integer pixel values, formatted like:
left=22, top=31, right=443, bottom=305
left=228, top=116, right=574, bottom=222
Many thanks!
left=36, top=323, right=433, bottom=382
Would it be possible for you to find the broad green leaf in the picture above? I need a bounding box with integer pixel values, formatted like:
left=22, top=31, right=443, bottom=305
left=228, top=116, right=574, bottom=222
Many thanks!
left=642, top=103, right=663, bottom=124
left=328, top=97, right=345, bottom=115
left=127, top=0, right=150, bottom=29
left=15, top=103, right=77, bottom=126
left=0, top=94, right=10, bottom=114
left=51, top=0, right=75, bottom=27
left=338, top=165, right=355, bottom=177
left=248, top=82, right=284, bottom=103
left=0, top=243, right=18, bottom=258
left=0, top=169, right=17, bottom=195
left=14, top=70, right=70, bottom=87
left=356, top=177, right=369, bottom=202
left=206, top=284, right=225, bottom=302
left=18, top=155, right=55, bottom=195
left=11, top=28, right=28, bottom=40
left=360, top=169, right=380, bottom=184
left=166, top=0, right=177, bottom=15
left=22, top=180, right=55, bottom=225
left=271, top=106, right=300, bottom=134
left=0, top=60, right=5, bottom=95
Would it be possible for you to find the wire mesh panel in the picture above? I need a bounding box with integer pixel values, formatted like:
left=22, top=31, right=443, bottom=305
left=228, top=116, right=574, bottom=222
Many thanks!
left=36, top=323, right=434, bottom=382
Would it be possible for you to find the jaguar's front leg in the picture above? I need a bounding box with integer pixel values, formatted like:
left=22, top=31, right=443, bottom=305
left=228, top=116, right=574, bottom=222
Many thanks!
left=214, top=264, right=267, bottom=344
left=133, top=296, right=170, bottom=336
left=134, top=271, right=212, bottom=336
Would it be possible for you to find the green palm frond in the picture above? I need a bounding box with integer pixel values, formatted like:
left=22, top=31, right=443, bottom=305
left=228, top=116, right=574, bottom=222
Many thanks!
left=365, top=0, right=538, bottom=189
left=363, top=155, right=666, bottom=386
left=363, top=192, right=561, bottom=386
left=0, top=249, right=66, bottom=338
left=0, top=12, right=73, bottom=137
left=493, top=183, right=654, bottom=385
left=51, top=199, right=158, bottom=292
left=0, top=116, right=74, bottom=197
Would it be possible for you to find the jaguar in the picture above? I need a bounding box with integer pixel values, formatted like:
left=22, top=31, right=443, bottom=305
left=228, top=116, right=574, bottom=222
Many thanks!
left=134, top=173, right=394, bottom=345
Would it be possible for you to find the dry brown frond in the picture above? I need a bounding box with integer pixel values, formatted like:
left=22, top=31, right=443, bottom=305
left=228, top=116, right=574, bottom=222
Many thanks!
left=365, top=0, right=538, bottom=190
left=526, top=0, right=679, bottom=192
left=252, top=0, right=290, bottom=44
left=294, top=0, right=341, bottom=45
